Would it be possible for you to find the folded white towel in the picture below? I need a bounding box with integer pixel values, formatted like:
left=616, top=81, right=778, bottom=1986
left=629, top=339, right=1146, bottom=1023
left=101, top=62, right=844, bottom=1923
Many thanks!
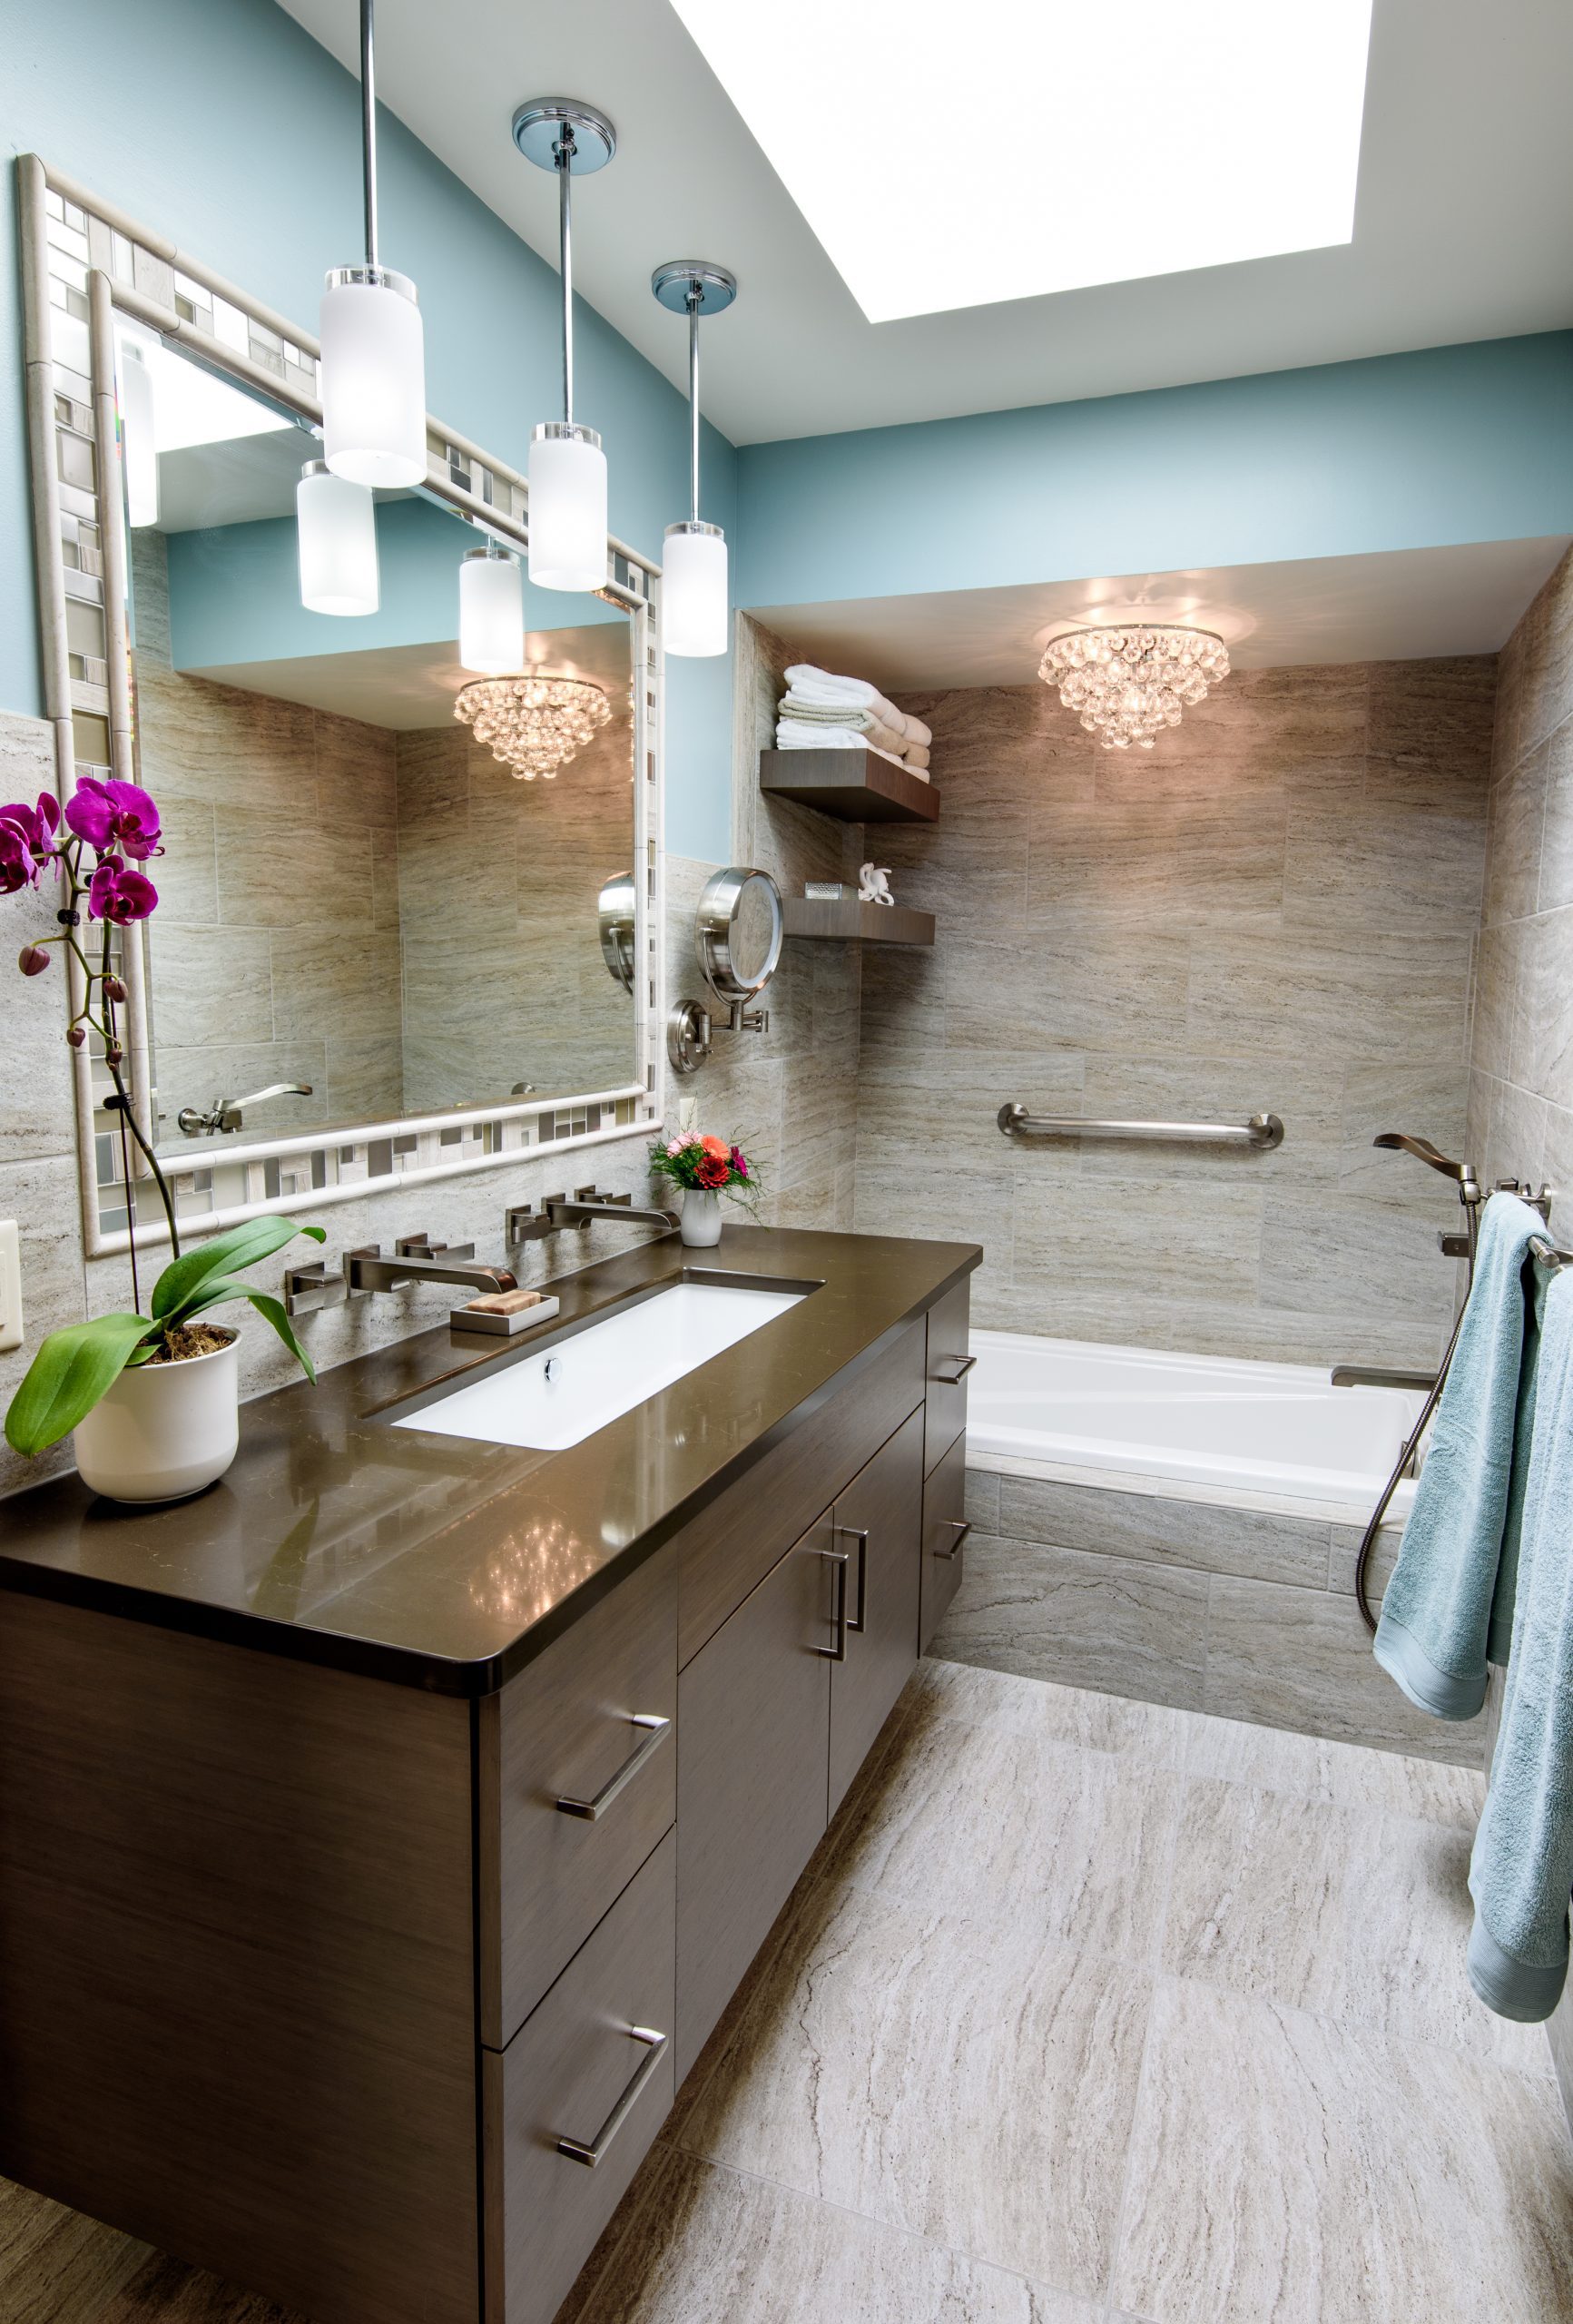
left=774, top=718, right=907, bottom=769
left=784, top=664, right=930, bottom=753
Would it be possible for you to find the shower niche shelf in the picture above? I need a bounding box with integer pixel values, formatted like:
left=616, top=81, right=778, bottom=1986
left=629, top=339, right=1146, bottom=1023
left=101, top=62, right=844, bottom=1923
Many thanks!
left=759, top=748, right=940, bottom=826
left=782, top=897, right=935, bottom=948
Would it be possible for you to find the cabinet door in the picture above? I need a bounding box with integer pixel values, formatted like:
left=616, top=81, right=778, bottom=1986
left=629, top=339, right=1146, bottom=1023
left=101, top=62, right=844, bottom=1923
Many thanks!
left=675, top=1521, right=836, bottom=2080
left=919, top=1426, right=968, bottom=1654
left=924, top=1277, right=974, bottom=1474
left=828, top=1406, right=926, bottom=1816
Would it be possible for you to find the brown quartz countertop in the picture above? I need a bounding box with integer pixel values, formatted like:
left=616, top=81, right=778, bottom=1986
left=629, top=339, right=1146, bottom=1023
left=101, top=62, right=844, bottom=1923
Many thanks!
left=0, top=1226, right=980, bottom=1695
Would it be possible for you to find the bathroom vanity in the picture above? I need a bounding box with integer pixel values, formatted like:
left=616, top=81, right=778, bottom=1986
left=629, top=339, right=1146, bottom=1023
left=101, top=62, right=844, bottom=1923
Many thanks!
left=0, top=1225, right=977, bottom=2324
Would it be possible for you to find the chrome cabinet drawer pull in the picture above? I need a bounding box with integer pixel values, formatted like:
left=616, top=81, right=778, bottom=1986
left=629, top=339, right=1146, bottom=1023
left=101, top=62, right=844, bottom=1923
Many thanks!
left=555, top=1714, right=671, bottom=1822
left=811, top=1546, right=850, bottom=1661
left=933, top=1354, right=977, bottom=1384
left=935, top=1519, right=971, bottom=1562
left=837, top=1525, right=870, bottom=1633
left=556, top=2025, right=668, bottom=2167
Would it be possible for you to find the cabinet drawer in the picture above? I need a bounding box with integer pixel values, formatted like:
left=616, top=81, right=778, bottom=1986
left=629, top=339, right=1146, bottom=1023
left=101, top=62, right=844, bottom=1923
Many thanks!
left=677, top=1319, right=927, bottom=1668
left=676, top=1523, right=834, bottom=2081
left=924, top=1279, right=973, bottom=1476
left=484, top=1830, right=675, bottom=2324
left=478, top=1546, right=676, bottom=2047
left=919, top=1428, right=968, bottom=1654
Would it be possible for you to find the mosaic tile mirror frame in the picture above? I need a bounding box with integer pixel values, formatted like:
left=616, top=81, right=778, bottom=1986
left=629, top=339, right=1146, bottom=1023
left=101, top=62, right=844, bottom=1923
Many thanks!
left=17, top=155, right=666, bottom=1259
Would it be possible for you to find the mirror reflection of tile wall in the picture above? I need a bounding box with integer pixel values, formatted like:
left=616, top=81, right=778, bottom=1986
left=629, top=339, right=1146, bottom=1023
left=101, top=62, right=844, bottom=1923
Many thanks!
left=128, top=527, right=635, bottom=1156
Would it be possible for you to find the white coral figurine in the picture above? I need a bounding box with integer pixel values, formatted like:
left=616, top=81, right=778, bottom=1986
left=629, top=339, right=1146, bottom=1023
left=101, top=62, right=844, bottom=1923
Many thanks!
left=858, top=862, right=894, bottom=906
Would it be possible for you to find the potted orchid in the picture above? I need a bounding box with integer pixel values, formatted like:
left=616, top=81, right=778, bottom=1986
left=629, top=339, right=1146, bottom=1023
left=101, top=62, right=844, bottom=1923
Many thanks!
left=649, top=1127, right=760, bottom=1247
left=2, top=774, right=323, bottom=1502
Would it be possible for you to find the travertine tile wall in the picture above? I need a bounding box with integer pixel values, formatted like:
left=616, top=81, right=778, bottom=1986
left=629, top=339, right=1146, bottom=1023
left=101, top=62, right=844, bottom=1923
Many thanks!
left=1468, top=544, right=1573, bottom=1197
left=659, top=615, right=863, bottom=1229
left=860, top=659, right=1498, bottom=1370
left=395, top=707, right=634, bottom=1115
left=131, top=530, right=406, bottom=1137
left=1466, top=543, right=1573, bottom=2130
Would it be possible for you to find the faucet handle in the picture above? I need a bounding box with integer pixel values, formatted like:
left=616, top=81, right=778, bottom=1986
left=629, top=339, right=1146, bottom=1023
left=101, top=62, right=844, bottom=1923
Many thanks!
left=394, top=1233, right=477, bottom=1262
left=506, top=1202, right=556, bottom=1244
left=282, top=1256, right=345, bottom=1317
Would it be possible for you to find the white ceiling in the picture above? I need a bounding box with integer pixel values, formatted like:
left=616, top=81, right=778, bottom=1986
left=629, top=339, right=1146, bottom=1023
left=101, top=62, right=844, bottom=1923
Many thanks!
left=275, top=0, right=1573, bottom=446
left=188, top=619, right=633, bottom=729
left=750, top=540, right=1572, bottom=693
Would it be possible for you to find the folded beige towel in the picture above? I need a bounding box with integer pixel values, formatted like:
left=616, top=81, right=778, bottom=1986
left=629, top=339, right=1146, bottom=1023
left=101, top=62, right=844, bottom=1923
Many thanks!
left=905, top=743, right=929, bottom=771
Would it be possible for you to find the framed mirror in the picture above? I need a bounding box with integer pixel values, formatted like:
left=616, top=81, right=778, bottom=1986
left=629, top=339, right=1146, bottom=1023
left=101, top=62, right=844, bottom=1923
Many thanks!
left=20, top=160, right=664, bottom=1257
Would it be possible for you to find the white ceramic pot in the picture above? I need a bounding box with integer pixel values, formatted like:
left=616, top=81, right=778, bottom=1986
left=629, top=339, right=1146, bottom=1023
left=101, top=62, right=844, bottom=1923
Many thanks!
left=680, top=1189, right=723, bottom=1247
left=74, top=1329, right=241, bottom=1503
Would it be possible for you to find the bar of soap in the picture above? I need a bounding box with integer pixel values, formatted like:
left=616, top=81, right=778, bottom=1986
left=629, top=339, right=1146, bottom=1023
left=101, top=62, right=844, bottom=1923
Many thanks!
left=463, top=1287, right=545, bottom=1315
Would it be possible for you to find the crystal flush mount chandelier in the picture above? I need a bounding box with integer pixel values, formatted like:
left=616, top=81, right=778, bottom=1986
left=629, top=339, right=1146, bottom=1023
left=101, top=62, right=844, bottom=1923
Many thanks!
left=454, top=675, right=611, bottom=782
left=1039, top=625, right=1230, bottom=750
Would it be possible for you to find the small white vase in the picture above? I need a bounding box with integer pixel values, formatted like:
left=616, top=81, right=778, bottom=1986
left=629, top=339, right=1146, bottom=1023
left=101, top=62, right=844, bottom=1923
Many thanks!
left=680, top=1189, right=723, bottom=1248
left=74, top=1330, right=241, bottom=1503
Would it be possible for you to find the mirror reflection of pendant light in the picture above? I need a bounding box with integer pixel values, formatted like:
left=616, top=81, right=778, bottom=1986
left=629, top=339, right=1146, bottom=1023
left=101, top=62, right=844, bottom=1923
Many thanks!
left=511, top=99, right=616, bottom=593
left=458, top=540, right=525, bottom=675
left=652, top=262, right=735, bottom=657
left=118, top=340, right=159, bottom=528
left=297, top=460, right=379, bottom=616
left=320, top=0, right=428, bottom=489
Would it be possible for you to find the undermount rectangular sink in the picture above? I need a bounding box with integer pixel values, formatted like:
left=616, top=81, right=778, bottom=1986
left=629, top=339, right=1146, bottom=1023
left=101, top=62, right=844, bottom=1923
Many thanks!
left=393, top=1279, right=809, bottom=1452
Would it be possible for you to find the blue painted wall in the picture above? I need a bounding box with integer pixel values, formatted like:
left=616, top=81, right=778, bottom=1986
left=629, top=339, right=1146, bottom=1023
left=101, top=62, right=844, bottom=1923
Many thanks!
left=0, top=0, right=736, bottom=859
left=734, top=334, right=1573, bottom=610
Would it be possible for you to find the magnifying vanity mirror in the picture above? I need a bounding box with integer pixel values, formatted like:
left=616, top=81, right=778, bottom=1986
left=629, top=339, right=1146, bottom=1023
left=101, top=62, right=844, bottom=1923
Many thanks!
left=668, top=865, right=784, bottom=1076
left=21, top=164, right=664, bottom=1256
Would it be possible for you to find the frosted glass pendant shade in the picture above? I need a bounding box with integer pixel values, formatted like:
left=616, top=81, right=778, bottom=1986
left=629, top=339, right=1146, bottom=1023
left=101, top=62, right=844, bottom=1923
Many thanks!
left=459, top=546, right=525, bottom=675
left=119, top=343, right=159, bottom=528
left=297, top=461, right=379, bottom=616
left=664, top=521, right=728, bottom=657
left=320, top=266, right=428, bottom=489
left=528, top=423, right=607, bottom=592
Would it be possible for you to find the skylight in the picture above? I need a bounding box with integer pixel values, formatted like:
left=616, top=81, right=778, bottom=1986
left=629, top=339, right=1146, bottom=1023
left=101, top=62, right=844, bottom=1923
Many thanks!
left=669, top=0, right=1374, bottom=323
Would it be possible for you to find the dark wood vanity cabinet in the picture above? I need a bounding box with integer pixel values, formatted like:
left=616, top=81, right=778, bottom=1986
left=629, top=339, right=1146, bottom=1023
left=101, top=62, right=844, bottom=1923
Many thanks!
left=0, top=1264, right=973, bottom=2324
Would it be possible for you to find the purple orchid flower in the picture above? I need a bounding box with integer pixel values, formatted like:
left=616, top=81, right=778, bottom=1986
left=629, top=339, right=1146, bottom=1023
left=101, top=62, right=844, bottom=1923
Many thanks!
left=0, top=790, right=60, bottom=869
left=87, top=860, right=158, bottom=924
left=0, top=822, right=34, bottom=896
left=65, top=777, right=162, bottom=861
left=730, top=1145, right=749, bottom=1181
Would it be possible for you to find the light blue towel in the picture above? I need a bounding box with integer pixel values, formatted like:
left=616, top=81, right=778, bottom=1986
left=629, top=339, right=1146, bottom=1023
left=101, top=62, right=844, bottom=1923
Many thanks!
left=1374, top=1193, right=1543, bottom=1718
left=1468, top=1266, right=1573, bottom=2022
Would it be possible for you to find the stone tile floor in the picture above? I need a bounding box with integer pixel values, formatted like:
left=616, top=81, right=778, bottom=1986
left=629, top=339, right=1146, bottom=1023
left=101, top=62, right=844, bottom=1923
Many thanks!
left=6, top=1659, right=1572, bottom=2323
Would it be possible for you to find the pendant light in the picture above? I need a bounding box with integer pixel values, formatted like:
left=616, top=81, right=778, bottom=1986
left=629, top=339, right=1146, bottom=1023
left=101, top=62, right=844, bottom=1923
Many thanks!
left=652, top=262, right=735, bottom=657
left=459, top=539, right=525, bottom=675
left=512, top=99, right=616, bottom=592
left=320, top=0, right=428, bottom=489
left=297, top=460, right=379, bottom=615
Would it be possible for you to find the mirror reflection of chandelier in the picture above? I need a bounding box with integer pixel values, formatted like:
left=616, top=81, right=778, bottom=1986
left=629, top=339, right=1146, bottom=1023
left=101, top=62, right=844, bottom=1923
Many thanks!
left=453, top=672, right=612, bottom=780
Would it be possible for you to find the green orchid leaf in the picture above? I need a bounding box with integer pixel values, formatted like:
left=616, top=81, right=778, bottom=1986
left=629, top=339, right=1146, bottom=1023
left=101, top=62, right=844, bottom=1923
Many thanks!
left=4, top=1312, right=156, bottom=1457
left=152, top=1217, right=325, bottom=1325
left=176, top=1275, right=317, bottom=1385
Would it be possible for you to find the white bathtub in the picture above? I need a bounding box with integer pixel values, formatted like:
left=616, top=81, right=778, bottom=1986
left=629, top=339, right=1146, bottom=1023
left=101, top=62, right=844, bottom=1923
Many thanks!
left=966, top=1330, right=1426, bottom=1520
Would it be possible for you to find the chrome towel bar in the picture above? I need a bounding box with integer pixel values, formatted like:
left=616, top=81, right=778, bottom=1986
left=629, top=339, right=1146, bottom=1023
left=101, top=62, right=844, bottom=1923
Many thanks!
left=998, top=1104, right=1284, bottom=1150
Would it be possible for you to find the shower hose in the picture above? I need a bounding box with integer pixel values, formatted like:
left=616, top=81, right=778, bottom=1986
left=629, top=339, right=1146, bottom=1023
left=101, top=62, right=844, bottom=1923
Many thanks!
left=1352, top=1199, right=1480, bottom=1636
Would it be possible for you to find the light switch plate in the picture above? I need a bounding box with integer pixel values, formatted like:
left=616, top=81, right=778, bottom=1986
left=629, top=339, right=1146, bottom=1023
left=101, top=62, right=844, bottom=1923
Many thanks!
left=0, top=1221, right=21, bottom=1354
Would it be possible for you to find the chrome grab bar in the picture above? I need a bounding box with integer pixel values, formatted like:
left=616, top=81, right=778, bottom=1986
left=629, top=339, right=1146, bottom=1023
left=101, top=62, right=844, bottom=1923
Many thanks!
left=998, top=1103, right=1283, bottom=1150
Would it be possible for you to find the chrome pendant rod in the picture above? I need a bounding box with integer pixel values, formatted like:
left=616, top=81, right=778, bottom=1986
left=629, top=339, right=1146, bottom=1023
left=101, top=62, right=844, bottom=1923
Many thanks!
left=556, top=126, right=576, bottom=425
left=360, top=0, right=379, bottom=270
left=998, top=1104, right=1285, bottom=1150
left=688, top=283, right=702, bottom=524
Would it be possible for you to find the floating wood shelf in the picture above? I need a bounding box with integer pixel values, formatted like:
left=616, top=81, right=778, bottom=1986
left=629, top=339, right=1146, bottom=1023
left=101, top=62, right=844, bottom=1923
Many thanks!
left=782, top=897, right=935, bottom=947
left=760, top=748, right=939, bottom=826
